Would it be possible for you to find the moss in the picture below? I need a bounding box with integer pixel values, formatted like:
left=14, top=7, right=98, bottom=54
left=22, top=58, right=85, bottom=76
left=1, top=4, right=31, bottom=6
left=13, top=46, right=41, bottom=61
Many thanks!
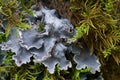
left=0, top=33, right=6, bottom=42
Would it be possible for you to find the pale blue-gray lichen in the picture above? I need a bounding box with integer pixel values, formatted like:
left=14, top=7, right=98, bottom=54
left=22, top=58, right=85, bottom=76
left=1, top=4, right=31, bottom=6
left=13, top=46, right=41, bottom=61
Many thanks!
left=0, top=5, right=100, bottom=74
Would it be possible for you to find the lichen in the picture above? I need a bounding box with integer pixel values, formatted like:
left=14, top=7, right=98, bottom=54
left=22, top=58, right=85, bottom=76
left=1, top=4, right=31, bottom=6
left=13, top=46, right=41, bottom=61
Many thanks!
left=0, top=4, right=100, bottom=74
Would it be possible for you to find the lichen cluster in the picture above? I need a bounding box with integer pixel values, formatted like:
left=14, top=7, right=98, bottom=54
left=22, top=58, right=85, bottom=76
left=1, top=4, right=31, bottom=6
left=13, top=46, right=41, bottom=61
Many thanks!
left=0, top=5, right=100, bottom=74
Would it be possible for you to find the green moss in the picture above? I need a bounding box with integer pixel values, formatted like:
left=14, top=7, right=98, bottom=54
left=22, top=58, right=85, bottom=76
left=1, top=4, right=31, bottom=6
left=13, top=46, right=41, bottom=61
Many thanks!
left=0, top=33, right=6, bottom=42
left=0, top=0, right=31, bottom=38
left=38, top=21, right=44, bottom=32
